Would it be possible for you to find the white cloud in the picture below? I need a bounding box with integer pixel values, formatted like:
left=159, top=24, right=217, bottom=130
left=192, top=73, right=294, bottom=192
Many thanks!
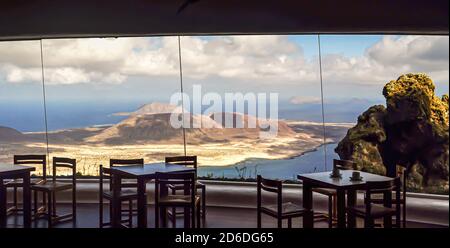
left=0, top=35, right=448, bottom=88
left=289, top=96, right=321, bottom=105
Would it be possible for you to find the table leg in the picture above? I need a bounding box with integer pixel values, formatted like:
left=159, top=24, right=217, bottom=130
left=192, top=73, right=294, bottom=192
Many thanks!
left=302, top=181, right=313, bottom=228
left=347, top=189, right=356, bottom=228
left=22, top=172, right=31, bottom=228
left=137, top=178, right=147, bottom=228
left=0, top=179, right=6, bottom=228
left=336, top=189, right=346, bottom=228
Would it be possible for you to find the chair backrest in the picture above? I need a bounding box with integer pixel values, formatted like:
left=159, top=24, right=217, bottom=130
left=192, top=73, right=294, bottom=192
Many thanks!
left=166, top=156, right=198, bottom=178
left=99, top=164, right=114, bottom=193
left=110, top=159, right=144, bottom=167
left=365, top=177, right=401, bottom=213
left=333, top=159, right=356, bottom=170
left=52, top=157, right=76, bottom=183
left=155, top=172, right=196, bottom=204
left=14, top=154, right=47, bottom=179
left=110, top=159, right=143, bottom=188
left=165, top=156, right=197, bottom=169
left=257, top=175, right=282, bottom=214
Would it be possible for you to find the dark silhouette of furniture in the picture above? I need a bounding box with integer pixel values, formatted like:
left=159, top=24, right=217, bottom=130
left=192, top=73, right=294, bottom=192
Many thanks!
left=6, top=155, right=46, bottom=215
left=165, top=156, right=206, bottom=226
left=110, top=159, right=144, bottom=216
left=155, top=171, right=200, bottom=228
left=99, top=164, right=138, bottom=228
left=257, top=175, right=306, bottom=228
left=298, top=170, right=393, bottom=228
left=347, top=177, right=401, bottom=228
left=109, top=162, right=195, bottom=228
left=0, top=164, right=35, bottom=228
left=31, top=157, right=76, bottom=228
left=312, top=159, right=356, bottom=227
left=370, top=166, right=407, bottom=227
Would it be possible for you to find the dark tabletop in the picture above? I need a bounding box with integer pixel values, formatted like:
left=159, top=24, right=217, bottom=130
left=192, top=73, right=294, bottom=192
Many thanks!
left=109, top=162, right=195, bottom=179
left=297, top=170, right=392, bottom=190
left=0, top=164, right=36, bottom=178
left=0, top=164, right=36, bottom=173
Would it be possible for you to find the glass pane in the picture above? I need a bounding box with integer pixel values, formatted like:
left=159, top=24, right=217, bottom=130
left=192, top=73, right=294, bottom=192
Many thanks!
left=180, top=35, right=326, bottom=181
left=42, top=37, right=183, bottom=176
left=0, top=40, right=48, bottom=176
left=321, top=35, right=449, bottom=194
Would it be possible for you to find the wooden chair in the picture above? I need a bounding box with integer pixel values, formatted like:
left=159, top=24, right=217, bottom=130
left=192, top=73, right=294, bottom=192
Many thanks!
left=99, top=164, right=138, bottom=228
left=6, top=155, right=47, bottom=215
left=312, top=159, right=356, bottom=227
left=110, top=159, right=144, bottom=215
left=347, top=177, right=401, bottom=228
left=31, top=157, right=76, bottom=228
left=155, top=171, right=201, bottom=228
left=165, top=156, right=206, bottom=224
left=257, top=175, right=306, bottom=228
left=370, top=166, right=407, bottom=227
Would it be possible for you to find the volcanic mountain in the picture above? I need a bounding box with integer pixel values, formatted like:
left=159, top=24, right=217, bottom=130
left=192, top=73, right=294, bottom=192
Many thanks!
left=86, top=103, right=297, bottom=145
left=0, top=126, right=26, bottom=142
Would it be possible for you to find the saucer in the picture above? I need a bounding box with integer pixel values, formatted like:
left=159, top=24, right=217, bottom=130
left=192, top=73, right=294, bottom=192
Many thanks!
left=349, top=176, right=363, bottom=181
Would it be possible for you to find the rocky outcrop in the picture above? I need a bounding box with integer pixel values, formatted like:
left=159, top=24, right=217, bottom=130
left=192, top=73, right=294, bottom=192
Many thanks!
left=336, top=73, right=449, bottom=194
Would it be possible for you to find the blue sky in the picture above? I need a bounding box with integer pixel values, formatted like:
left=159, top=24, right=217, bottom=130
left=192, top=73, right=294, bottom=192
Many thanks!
left=0, top=34, right=448, bottom=102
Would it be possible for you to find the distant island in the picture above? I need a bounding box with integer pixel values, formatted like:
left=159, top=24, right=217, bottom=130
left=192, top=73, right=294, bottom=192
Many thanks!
left=0, top=102, right=352, bottom=176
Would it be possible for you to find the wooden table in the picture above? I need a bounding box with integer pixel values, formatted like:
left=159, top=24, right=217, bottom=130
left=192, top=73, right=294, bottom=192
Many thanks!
left=298, top=170, right=392, bottom=228
left=0, top=164, right=35, bottom=228
left=109, top=162, right=195, bottom=228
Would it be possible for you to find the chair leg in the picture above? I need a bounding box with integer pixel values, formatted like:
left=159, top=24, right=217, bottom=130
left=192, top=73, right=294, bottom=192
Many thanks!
left=196, top=203, right=201, bottom=228
left=171, top=208, right=176, bottom=228
left=257, top=208, right=261, bottom=228
left=155, top=205, right=159, bottom=228
left=13, top=186, right=18, bottom=210
left=364, top=216, right=373, bottom=228
left=191, top=205, right=195, bottom=229
left=332, top=195, right=337, bottom=220
left=288, top=218, right=292, bottom=228
left=33, top=190, right=38, bottom=216
left=47, top=192, right=53, bottom=228
left=72, top=188, right=76, bottom=221
left=277, top=217, right=282, bottom=228
left=43, top=192, right=47, bottom=211
left=171, top=188, right=176, bottom=222
left=201, top=187, right=206, bottom=219
left=52, top=192, right=56, bottom=217
left=402, top=203, right=406, bottom=228
left=328, top=195, right=333, bottom=228
left=99, top=198, right=103, bottom=228
left=128, top=200, right=133, bottom=228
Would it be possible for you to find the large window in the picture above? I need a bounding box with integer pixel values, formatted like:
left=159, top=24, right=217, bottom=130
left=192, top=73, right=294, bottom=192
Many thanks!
left=0, top=35, right=448, bottom=194
left=0, top=40, right=48, bottom=176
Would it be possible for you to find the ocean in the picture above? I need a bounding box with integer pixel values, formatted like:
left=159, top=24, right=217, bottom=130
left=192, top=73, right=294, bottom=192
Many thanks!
left=197, top=143, right=338, bottom=180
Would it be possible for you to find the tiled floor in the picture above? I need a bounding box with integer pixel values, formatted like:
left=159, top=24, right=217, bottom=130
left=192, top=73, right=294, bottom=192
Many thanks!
left=4, top=203, right=445, bottom=228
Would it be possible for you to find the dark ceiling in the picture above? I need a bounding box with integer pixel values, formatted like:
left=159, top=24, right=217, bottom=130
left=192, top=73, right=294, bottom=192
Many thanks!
left=0, top=0, right=448, bottom=41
